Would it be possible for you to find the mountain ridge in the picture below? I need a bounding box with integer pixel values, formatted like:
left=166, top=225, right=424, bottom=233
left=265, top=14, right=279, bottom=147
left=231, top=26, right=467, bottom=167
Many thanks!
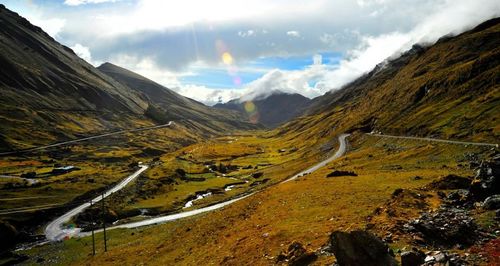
left=214, top=91, right=311, bottom=128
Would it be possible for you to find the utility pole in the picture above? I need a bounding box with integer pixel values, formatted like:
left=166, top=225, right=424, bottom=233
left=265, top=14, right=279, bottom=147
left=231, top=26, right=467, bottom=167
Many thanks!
left=90, top=200, right=95, bottom=256
left=101, top=192, right=107, bottom=252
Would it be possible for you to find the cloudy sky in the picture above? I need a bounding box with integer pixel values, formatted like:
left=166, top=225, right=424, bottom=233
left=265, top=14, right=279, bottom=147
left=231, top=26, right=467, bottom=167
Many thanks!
left=3, top=0, right=500, bottom=105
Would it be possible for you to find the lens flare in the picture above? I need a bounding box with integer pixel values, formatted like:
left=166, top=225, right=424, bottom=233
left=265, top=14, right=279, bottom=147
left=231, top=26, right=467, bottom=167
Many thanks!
left=244, top=101, right=256, bottom=113
left=233, top=76, right=242, bottom=85
left=222, top=52, right=233, bottom=65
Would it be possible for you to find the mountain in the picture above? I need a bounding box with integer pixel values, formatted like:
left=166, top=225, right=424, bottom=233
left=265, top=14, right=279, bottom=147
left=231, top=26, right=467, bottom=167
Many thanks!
left=281, top=17, right=500, bottom=143
left=97, top=62, right=259, bottom=133
left=0, top=5, right=257, bottom=152
left=214, top=91, right=311, bottom=128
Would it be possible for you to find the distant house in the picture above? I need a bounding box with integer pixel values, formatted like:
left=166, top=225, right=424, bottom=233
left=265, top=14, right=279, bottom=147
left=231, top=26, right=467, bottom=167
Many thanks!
left=51, top=166, right=80, bottom=175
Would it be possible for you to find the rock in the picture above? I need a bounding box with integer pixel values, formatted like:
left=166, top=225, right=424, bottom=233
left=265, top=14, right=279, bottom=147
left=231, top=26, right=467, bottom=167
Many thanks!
left=252, top=172, right=264, bottom=179
left=328, top=230, right=397, bottom=266
left=446, top=189, right=470, bottom=205
left=401, top=250, right=425, bottom=266
left=469, top=160, right=500, bottom=200
left=482, top=195, right=500, bottom=210
left=392, top=188, right=404, bottom=198
left=0, top=220, right=18, bottom=250
left=407, top=207, right=477, bottom=247
left=420, top=250, right=467, bottom=266
left=326, top=170, right=358, bottom=177
left=276, top=241, right=317, bottom=266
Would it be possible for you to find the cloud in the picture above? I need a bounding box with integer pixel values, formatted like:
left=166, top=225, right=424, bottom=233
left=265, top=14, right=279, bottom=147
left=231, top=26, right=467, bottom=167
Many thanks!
left=64, top=0, right=119, bottom=6
left=24, top=16, right=65, bottom=38
left=317, top=0, right=500, bottom=90
left=71, top=43, right=93, bottom=63
left=239, top=63, right=331, bottom=101
left=238, top=30, right=256, bottom=37
left=286, top=31, right=301, bottom=38
left=172, top=85, right=244, bottom=106
left=7, top=0, right=499, bottom=105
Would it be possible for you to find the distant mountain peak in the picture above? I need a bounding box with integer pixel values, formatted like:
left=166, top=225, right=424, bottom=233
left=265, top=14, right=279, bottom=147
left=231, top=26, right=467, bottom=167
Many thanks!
left=215, top=91, right=311, bottom=128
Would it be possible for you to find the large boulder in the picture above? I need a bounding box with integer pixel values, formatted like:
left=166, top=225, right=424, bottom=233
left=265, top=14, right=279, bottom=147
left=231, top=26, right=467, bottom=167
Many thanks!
left=328, top=230, right=397, bottom=266
left=0, top=220, right=18, bottom=250
left=401, top=250, right=425, bottom=266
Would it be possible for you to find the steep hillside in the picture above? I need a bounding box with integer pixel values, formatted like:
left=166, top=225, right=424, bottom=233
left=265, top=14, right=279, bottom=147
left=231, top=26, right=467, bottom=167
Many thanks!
left=0, top=5, right=152, bottom=151
left=214, top=91, right=311, bottom=128
left=98, top=63, right=260, bottom=133
left=282, top=17, right=500, bottom=144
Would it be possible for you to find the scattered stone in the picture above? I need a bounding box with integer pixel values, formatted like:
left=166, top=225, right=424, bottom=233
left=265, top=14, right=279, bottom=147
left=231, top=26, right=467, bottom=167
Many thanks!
left=326, top=170, right=357, bottom=177
left=421, top=251, right=466, bottom=266
left=328, top=230, right=397, bottom=266
left=276, top=241, right=317, bottom=266
left=482, top=195, right=500, bottom=210
left=469, top=160, right=500, bottom=200
left=401, top=250, right=425, bottom=266
left=407, top=207, right=477, bottom=247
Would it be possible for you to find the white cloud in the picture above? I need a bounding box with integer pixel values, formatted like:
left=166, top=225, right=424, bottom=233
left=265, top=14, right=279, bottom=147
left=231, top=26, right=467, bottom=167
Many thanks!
left=172, top=85, right=244, bottom=106
left=238, top=30, right=256, bottom=37
left=9, top=0, right=499, bottom=105
left=286, top=30, right=301, bottom=38
left=318, top=0, right=500, bottom=90
left=71, top=43, right=93, bottom=63
left=109, top=54, right=186, bottom=88
left=64, top=0, right=118, bottom=6
left=24, top=16, right=65, bottom=38
left=239, top=64, right=330, bottom=101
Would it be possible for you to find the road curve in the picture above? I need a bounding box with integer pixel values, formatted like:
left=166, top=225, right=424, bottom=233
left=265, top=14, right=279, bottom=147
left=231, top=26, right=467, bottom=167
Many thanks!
left=368, top=133, right=498, bottom=147
left=45, top=165, right=149, bottom=241
left=283, top=133, right=350, bottom=183
left=77, top=134, right=350, bottom=236
left=0, top=122, right=173, bottom=156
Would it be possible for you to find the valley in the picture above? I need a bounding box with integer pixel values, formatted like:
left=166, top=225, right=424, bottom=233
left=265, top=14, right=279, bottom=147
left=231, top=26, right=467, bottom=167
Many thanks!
left=0, top=2, right=499, bottom=266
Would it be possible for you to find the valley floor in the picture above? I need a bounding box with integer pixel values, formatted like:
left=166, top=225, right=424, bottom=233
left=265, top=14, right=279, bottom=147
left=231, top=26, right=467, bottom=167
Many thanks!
left=7, top=132, right=498, bottom=265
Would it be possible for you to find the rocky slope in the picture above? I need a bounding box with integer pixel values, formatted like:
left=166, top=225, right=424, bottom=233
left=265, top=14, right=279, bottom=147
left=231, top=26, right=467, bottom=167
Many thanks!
left=214, top=91, right=311, bottom=128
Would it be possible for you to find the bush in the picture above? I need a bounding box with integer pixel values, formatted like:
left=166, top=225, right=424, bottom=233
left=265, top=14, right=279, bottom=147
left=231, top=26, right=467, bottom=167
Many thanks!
left=175, top=168, right=186, bottom=178
left=21, top=172, right=36, bottom=178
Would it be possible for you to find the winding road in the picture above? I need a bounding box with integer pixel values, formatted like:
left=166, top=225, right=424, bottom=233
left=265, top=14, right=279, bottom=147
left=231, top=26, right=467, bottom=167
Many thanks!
left=45, top=165, right=149, bottom=241
left=0, top=121, right=173, bottom=156
left=368, top=133, right=498, bottom=147
left=45, top=134, right=350, bottom=241
left=283, top=133, right=350, bottom=183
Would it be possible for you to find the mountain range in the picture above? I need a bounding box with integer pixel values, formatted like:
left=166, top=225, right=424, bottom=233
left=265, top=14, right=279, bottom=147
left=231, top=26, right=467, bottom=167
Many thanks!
left=0, top=5, right=258, bottom=152
left=214, top=91, right=311, bottom=128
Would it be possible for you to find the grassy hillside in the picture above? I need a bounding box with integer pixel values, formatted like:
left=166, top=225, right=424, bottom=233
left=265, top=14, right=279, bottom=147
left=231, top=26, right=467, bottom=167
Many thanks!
left=299, top=17, right=499, bottom=144
left=98, top=63, right=260, bottom=134
left=0, top=5, right=154, bottom=151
